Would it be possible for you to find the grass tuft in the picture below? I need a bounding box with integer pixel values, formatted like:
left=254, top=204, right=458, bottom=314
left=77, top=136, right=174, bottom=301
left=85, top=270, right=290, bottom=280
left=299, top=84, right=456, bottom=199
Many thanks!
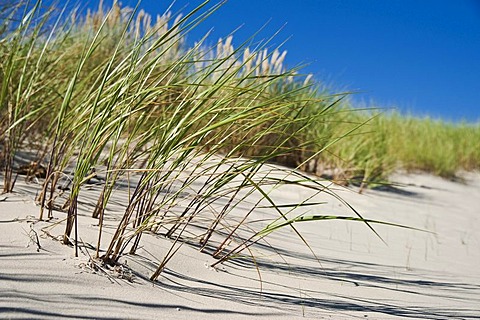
left=0, top=1, right=478, bottom=279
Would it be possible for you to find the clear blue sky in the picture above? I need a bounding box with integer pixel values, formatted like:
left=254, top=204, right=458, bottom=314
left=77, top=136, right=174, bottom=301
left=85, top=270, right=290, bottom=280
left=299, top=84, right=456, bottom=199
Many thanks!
left=87, top=0, right=480, bottom=122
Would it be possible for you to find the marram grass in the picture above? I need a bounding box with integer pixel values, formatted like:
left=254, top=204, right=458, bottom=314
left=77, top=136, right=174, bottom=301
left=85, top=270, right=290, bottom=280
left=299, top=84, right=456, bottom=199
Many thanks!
left=0, top=1, right=478, bottom=280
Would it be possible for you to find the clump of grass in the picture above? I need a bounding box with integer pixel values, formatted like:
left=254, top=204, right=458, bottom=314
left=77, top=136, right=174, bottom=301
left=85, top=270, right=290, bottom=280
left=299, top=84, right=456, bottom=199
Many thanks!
left=324, top=111, right=480, bottom=183
left=381, top=113, right=480, bottom=177
left=0, top=0, right=477, bottom=281
left=299, top=108, right=480, bottom=187
left=0, top=0, right=369, bottom=276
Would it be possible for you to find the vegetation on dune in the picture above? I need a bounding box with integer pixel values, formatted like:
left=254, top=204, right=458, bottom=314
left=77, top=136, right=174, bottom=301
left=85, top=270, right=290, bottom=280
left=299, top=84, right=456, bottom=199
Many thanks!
left=0, top=1, right=478, bottom=279
left=315, top=112, right=480, bottom=186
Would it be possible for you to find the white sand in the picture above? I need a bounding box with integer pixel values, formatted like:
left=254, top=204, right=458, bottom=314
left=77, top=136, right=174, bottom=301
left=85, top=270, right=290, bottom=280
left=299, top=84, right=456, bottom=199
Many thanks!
left=1, top=170, right=479, bottom=319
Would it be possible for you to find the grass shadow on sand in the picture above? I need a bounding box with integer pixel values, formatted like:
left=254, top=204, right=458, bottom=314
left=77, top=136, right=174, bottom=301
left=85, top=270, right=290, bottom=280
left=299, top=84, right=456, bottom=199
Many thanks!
left=158, top=265, right=480, bottom=319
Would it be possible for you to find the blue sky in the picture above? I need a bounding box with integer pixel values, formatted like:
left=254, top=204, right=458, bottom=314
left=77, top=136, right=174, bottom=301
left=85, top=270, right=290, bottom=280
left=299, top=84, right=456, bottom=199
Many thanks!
left=87, top=1, right=480, bottom=122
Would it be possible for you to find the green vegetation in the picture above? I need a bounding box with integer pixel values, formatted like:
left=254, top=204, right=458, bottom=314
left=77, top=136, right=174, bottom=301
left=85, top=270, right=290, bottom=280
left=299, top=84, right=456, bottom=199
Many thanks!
left=0, top=1, right=478, bottom=279
left=312, top=111, right=480, bottom=187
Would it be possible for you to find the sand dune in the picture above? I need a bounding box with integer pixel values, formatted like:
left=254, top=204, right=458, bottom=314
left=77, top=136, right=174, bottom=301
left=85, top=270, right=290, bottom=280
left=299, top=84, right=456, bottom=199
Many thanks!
left=1, top=170, right=479, bottom=319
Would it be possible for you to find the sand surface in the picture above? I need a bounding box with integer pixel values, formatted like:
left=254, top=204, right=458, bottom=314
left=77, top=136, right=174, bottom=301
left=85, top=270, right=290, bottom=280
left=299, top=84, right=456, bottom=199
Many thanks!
left=1, top=169, right=479, bottom=319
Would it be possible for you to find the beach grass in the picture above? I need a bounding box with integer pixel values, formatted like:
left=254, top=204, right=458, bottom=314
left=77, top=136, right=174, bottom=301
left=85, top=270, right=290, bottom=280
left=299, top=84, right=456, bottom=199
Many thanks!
left=1, top=0, right=479, bottom=279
